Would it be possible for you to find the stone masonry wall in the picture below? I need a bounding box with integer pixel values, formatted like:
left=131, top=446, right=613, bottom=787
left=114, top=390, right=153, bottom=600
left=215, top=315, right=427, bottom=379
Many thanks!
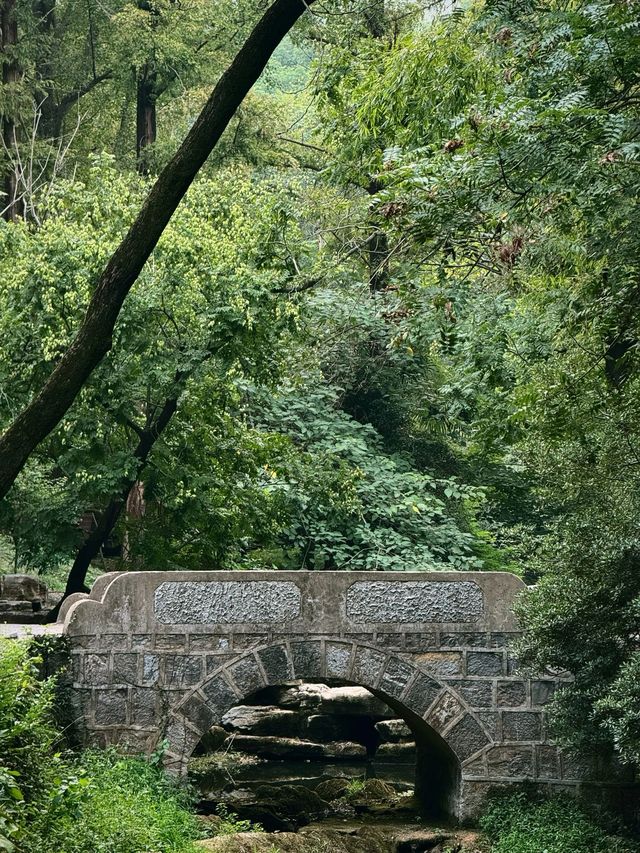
left=60, top=571, right=637, bottom=822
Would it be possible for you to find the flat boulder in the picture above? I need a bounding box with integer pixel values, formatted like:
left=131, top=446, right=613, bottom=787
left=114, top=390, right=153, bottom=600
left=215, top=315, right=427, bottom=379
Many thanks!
left=221, top=705, right=299, bottom=737
left=224, top=734, right=324, bottom=760
left=375, top=718, right=412, bottom=743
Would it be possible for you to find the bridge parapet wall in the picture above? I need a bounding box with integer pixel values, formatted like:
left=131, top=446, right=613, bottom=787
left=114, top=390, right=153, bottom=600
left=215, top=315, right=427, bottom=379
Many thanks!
left=62, top=571, right=635, bottom=821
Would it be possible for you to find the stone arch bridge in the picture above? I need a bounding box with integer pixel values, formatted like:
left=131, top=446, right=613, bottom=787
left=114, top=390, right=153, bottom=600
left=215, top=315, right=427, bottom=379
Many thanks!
left=59, top=571, right=635, bottom=822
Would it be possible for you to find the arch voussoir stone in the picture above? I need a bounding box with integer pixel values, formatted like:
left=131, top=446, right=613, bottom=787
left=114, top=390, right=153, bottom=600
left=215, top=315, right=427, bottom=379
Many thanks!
left=62, top=570, right=633, bottom=822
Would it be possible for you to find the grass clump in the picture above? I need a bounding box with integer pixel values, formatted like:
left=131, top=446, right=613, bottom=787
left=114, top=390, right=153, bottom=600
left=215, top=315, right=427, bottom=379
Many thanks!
left=480, top=792, right=638, bottom=853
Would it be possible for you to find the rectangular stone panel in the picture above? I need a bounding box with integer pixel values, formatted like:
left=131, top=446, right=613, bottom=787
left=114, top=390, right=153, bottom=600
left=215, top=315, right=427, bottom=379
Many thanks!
left=201, top=673, right=238, bottom=712
left=154, top=634, right=187, bottom=650
left=466, top=651, right=504, bottom=677
left=84, top=653, right=109, bottom=686
left=290, top=641, right=323, bottom=680
left=416, top=651, right=463, bottom=677
left=142, top=654, right=160, bottom=685
left=486, top=745, right=534, bottom=778
left=536, top=744, right=560, bottom=779
left=440, top=632, right=488, bottom=648
left=325, top=642, right=353, bottom=680
left=163, top=654, right=203, bottom=688
left=258, top=645, right=294, bottom=683
left=130, top=688, right=157, bottom=727
left=95, top=689, right=127, bottom=726
left=351, top=646, right=387, bottom=686
left=502, top=711, right=542, bottom=741
left=131, top=634, right=154, bottom=650
left=427, top=691, right=465, bottom=733
left=531, top=680, right=556, bottom=706
left=374, top=633, right=404, bottom=650
left=346, top=581, right=484, bottom=624
left=206, top=654, right=236, bottom=674
left=189, top=634, right=231, bottom=652
left=451, top=680, right=493, bottom=708
left=404, top=632, right=437, bottom=651
left=112, top=653, right=139, bottom=685
left=154, top=581, right=301, bottom=624
left=181, top=694, right=216, bottom=733
left=497, top=680, right=527, bottom=707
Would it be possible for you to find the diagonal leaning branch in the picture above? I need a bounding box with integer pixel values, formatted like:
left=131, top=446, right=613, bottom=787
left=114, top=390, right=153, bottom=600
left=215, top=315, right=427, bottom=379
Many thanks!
left=0, top=0, right=313, bottom=500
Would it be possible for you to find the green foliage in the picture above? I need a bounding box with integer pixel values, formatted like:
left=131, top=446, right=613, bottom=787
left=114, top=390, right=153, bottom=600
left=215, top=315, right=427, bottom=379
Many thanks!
left=480, top=792, right=638, bottom=853
left=0, top=639, right=201, bottom=853
left=213, top=804, right=263, bottom=836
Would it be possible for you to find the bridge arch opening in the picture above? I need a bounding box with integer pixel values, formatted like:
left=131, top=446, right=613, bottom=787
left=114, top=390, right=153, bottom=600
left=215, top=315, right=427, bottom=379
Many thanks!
left=187, top=678, right=462, bottom=825
left=163, top=641, right=476, bottom=823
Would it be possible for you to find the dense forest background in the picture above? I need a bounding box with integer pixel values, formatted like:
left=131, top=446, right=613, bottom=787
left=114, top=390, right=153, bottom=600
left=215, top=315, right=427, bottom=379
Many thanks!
left=1, top=0, right=639, bottom=772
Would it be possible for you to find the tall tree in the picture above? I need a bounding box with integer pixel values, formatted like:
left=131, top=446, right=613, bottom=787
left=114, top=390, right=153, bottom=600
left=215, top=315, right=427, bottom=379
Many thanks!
left=1, top=0, right=20, bottom=220
left=0, top=0, right=314, bottom=500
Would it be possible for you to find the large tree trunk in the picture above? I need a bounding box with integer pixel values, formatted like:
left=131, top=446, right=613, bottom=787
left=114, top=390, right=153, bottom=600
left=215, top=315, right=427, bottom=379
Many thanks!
left=136, top=66, right=157, bottom=174
left=0, top=0, right=313, bottom=501
left=1, top=0, right=20, bottom=221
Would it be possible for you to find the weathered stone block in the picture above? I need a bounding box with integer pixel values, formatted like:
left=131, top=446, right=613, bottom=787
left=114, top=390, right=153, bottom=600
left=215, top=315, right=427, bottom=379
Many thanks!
left=446, top=713, right=490, bottom=762
left=228, top=656, right=265, bottom=697
left=131, top=634, right=153, bottom=650
left=164, top=654, right=203, bottom=688
left=351, top=646, right=387, bottom=686
left=290, top=641, right=323, bottom=679
left=497, top=680, right=527, bottom=707
left=466, top=651, right=504, bottom=677
left=416, top=651, right=463, bottom=677
left=346, top=580, right=484, bottom=623
left=441, top=632, right=488, bottom=648
left=201, top=673, right=238, bottom=713
left=112, top=652, right=139, bottom=685
left=561, top=751, right=599, bottom=781
left=404, top=632, right=437, bottom=651
left=258, top=644, right=293, bottom=683
left=232, top=633, right=267, bottom=650
left=154, top=634, right=186, bottom=651
left=142, top=653, right=160, bottom=684
left=476, top=710, right=500, bottom=740
left=502, top=711, right=542, bottom=741
left=452, top=679, right=493, bottom=708
left=154, top=581, right=301, bottom=624
left=164, top=717, right=199, bottom=757
left=427, top=691, right=465, bottom=733
left=188, top=634, right=230, bottom=652
left=531, top=680, right=555, bottom=706
left=397, top=672, right=441, bottom=717
left=536, top=744, right=560, bottom=779
left=181, top=694, right=217, bottom=733
left=324, top=642, right=353, bottom=680
left=486, top=745, right=534, bottom=778
left=375, top=633, right=404, bottom=650
left=379, top=656, right=414, bottom=699
left=130, top=688, right=157, bottom=726
left=95, top=689, right=127, bottom=726
left=101, top=633, right=128, bottom=650
left=206, top=654, right=235, bottom=674
left=84, top=653, right=109, bottom=686
left=488, top=633, right=516, bottom=648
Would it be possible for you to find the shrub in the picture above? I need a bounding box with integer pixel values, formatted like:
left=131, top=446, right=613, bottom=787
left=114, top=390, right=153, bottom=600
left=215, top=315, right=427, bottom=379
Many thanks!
left=0, top=639, right=201, bottom=853
left=26, top=749, right=202, bottom=853
left=480, top=792, right=638, bottom=853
